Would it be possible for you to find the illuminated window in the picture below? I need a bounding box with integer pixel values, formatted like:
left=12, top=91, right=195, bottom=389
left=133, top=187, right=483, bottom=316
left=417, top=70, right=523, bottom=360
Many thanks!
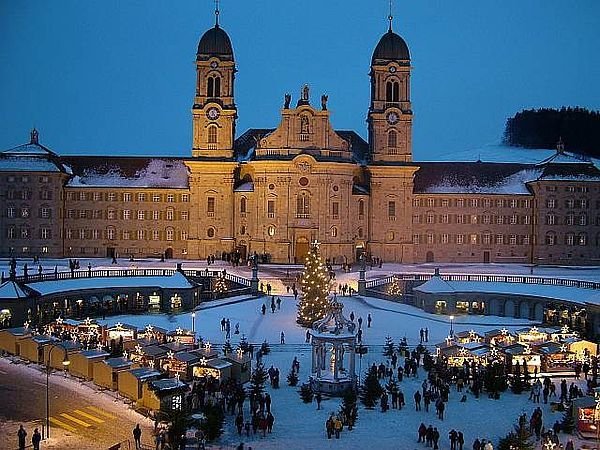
left=123, top=193, right=131, bottom=202
left=296, top=193, right=310, bottom=218
left=358, top=199, right=364, bottom=216
left=166, top=228, right=174, bottom=241
left=267, top=225, right=275, bottom=237
left=331, top=226, right=338, bottom=238
left=240, top=197, right=247, bottom=214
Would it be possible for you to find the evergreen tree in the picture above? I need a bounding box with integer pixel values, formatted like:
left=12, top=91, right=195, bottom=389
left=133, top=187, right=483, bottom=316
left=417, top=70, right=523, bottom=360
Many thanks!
left=386, top=277, right=403, bottom=297
left=213, top=275, right=228, bottom=299
left=383, top=336, right=396, bottom=358
left=248, top=363, right=269, bottom=397
left=287, top=368, right=299, bottom=387
left=561, top=406, right=576, bottom=434
left=339, top=388, right=358, bottom=430
left=200, top=403, right=225, bottom=442
left=497, top=414, right=535, bottom=450
left=222, top=340, right=233, bottom=355
left=297, top=242, right=332, bottom=327
left=299, top=383, right=314, bottom=403
left=397, top=337, right=408, bottom=356
left=237, top=335, right=249, bottom=353
left=260, top=340, right=271, bottom=355
left=360, top=365, right=384, bottom=409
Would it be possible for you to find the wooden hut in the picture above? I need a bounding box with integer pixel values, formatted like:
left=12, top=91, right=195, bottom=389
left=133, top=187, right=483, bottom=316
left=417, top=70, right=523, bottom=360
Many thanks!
left=19, top=335, right=59, bottom=364
left=93, top=357, right=134, bottom=391
left=128, top=344, right=168, bottom=368
left=118, top=367, right=162, bottom=402
left=44, top=341, right=82, bottom=370
left=191, top=358, right=232, bottom=381
left=69, top=349, right=110, bottom=380
left=0, top=327, right=31, bottom=355
left=572, top=396, right=599, bottom=439
left=161, top=351, right=201, bottom=381
left=140, top=378, right=189, bottom=412
left=565, top=338, right=598, bottom=360
left=223, top=352, right=252, bottom=383
left=104, top=322, right=138, bottom=345
left=166, top=328, right=196, bottom=346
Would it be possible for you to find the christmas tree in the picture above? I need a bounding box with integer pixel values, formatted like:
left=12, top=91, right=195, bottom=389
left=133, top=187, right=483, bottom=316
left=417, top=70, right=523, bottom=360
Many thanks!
left=497, top=414, right=535, bottom=450
left=248, top=363, right=269, bottom=397
left=560, top=406, right=576, bottom=433
left=339, top=388, right=358, bottom=429
left=297, top=241, right=332, bottom=327
left=386, top=277, right=403, bottom=297
left=222, top=340, right=233, bottom=355
left=299, top=383, right=314, bottom=403
left=213, top=274, right=228, bottom=298
left=360, top=364, right=384, bottom=409
left=383, top=336, right=396, bottom=358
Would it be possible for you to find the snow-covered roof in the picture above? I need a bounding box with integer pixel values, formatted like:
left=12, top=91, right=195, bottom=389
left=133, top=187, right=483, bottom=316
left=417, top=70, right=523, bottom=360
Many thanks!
left=0, top=156, right=65, bottom=172
left=415, top=278, right=600, bottom=305
left=0, top=280, right=29, bottom=299
left=149, top=378, right=189, bottom=393
left=26, top=272, right=196, bottom=296
left=102, top=357, right=132, bottom=369
left=64, top=157, right=189, bottom=188
left=78, top=349, right=110, bottom=359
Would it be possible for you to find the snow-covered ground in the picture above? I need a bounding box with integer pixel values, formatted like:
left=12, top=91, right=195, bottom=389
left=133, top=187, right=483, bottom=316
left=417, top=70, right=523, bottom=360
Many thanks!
left=2, top=257, right=598, bottom=449
left=96, top=293, right=585, bottom=450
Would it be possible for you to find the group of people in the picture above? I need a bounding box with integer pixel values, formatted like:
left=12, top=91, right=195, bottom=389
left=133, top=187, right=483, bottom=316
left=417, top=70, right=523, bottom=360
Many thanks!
left=17, top=425, right=41, bottom=450
left=220, top=317, right=240, bottom=339
left=325, top=414, right=344, bottom=439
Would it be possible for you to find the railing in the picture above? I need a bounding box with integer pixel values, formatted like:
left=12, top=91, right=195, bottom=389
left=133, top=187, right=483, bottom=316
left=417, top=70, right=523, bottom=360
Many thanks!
left=365, top=272, right=600, bottom=291
left=11, top=268, right=252, bottom=288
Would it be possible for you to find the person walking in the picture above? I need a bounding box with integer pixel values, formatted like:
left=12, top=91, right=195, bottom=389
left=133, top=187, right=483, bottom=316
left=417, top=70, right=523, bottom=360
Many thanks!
left=280, top=331, right=285, bottom=344
left=31, top=428, right=41, bottom=450
left=315, top=391, right=322, bottom=410
left=17, top=425, right=27, bottom=450
left=367, top=313, right=372, bottom=328
left=133, top=424, right=142, bottom=449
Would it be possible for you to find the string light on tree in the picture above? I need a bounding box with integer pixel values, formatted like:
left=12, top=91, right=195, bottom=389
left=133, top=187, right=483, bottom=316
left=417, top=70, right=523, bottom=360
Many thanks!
left=296, top=241, right=332, bottom=327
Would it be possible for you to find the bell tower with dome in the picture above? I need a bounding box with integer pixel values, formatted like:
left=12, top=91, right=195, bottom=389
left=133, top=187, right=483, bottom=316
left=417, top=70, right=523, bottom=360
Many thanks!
left=191, top=5, right=237, bottom=158
left=367, top=14, right=412, bottom=162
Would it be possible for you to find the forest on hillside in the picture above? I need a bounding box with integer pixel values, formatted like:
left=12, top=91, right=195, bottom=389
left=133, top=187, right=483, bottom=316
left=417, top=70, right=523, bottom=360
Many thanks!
left=503, top=107, right=600, bottom=158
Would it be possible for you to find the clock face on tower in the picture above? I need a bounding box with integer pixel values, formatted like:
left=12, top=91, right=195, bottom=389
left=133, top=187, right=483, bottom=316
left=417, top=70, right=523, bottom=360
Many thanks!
left=206, top=107, right=220, bottom=121
left=386, top=112, right=399, bottom=125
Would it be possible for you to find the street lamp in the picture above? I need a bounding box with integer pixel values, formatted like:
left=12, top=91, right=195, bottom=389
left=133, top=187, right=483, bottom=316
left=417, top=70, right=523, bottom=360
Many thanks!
left=191, top=311, right=196, bottom=334
left=449, top=315, right=455, bottom=336
left=45, top=343, right=70, bottom=439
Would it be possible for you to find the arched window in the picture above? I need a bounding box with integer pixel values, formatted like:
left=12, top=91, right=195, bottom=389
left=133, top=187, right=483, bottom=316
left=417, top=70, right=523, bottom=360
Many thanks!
left=358, top=227, right=363, bottom=238
left=545, top=232, right=556, bottom=246
left=331, top=226, right=338, bottom=238
left=358, top=199, right=364, bottom=216
left=296, top=192, right=310, bottom=218
left=207, top=227, right=215, bottom=238
left=579, top=233, right=587, bottom=246
left=386, top=80, right=399, bottom=102
left=166, top=228, right=174, bottom=241
left=388, top=130, right=397, bottom=148
left=214, top=77, right=221, bottom=97
left=207, top=77, right=214, bottom=97
left=267, top=225, right=276, bottom=237
left=240, top=197, right=247, bottom=214
left=208, top=125, right=217, bottom=144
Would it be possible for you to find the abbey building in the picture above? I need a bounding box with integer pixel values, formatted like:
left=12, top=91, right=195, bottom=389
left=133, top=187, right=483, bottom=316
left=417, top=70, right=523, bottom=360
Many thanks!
left=2, top=19, right=600, bottom=265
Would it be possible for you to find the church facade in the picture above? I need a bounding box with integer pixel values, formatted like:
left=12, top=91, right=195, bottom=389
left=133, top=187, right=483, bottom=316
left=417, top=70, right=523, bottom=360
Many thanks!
left=2, top=19, right=600, bottom=266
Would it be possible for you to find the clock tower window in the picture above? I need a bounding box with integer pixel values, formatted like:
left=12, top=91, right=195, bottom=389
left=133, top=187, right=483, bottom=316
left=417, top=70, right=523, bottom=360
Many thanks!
left=386, top=80, right=399, bottom=103
left=208, top=125, right=218, bottom=144
left=207, top=76, right=221, bottom=98
left=388, top=130, right=397, bottom=148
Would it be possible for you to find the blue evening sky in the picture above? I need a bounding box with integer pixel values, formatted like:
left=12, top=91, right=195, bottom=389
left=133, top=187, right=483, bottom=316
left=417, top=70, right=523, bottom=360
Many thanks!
left=1, top=1, right=599, bottom=161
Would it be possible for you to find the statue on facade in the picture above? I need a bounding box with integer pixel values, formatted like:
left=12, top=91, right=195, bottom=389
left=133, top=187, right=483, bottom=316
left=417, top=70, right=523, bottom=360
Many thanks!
left=300, top=115, right=310, bottom=134
left=284, top=93, right=291, bottom=109
left=321, top=94, right=328, bottom=111
left=301, top=84, right=310, bottom=102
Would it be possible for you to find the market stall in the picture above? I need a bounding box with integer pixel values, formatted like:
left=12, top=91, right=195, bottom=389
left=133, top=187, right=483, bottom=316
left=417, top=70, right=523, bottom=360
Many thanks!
left=192, top=358, right=232, bottom=381
left=44, top=340, right=82, bottom=370
left=0, top=326, right=31, bottom=355
left=93, top=356, right=135, bottom=391
left=118, top=367, right=162, bottom=402
left=140, top=377, right=189, bottom=412
left=69, top=349, right=110, bottom=380
left=19, top=335, right=60, bottom=364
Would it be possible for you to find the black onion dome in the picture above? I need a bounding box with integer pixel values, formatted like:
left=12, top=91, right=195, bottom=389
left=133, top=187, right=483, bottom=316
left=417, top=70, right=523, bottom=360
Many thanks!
left=372, top=30, right=410, bottom=64
left=197, top=25, right=234, bottom=61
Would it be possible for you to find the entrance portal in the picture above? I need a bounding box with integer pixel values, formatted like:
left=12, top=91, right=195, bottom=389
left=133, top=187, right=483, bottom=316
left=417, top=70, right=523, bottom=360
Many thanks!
left=426, top=251, right=434, bottom=263
left=165, top=248, right=173, bottom=259
left=483, top=251, right=490, bottom=263
left=295, top=238, right=310, bottom=264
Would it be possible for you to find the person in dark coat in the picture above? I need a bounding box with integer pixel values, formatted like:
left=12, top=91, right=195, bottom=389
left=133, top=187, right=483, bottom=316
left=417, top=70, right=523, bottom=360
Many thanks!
left=457, top=431, right=465, bottom=450
left=17, top=425, right=27, bottom=450
left=266, top=412, right=274, bottom=433
left=418, top=423, right=427, bottom=443
left=133, top=424, right=142, bottom=449
left=31, top=428, right=41, bottom=450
